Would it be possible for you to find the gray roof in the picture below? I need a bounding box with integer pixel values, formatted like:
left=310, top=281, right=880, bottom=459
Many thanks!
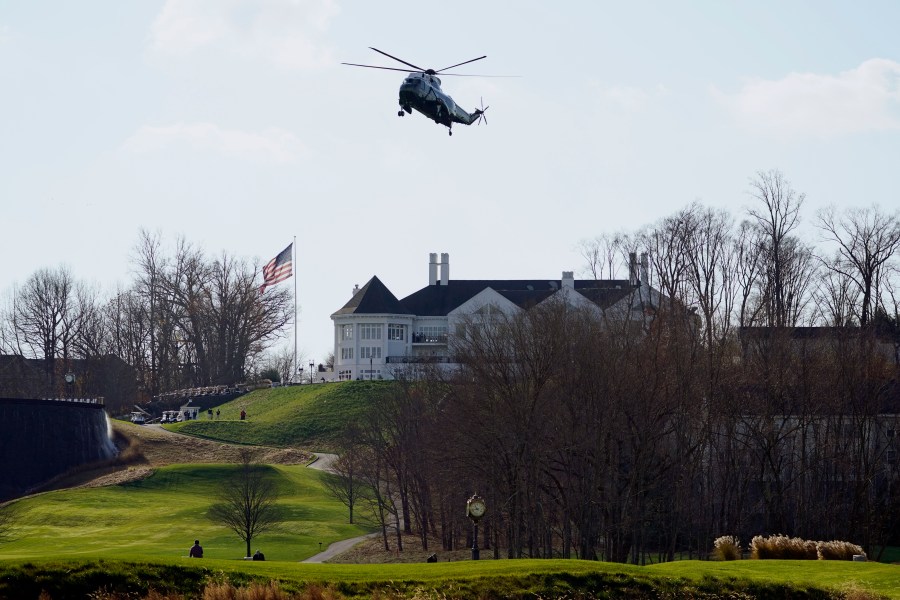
left=332, top=276, right=413, bottom=316
left=334, top=277, right=639, bottom=318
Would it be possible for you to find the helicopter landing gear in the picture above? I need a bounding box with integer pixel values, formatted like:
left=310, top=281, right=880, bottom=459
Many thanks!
left=448, top=128, right=452, bottom=136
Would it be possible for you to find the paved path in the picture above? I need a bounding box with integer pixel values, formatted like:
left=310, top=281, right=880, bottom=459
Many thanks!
left=306, top=452, right=338, bottom=473
left=302, top=452, right=378, bottom=563
left=301, top=532, right=380, bottom=563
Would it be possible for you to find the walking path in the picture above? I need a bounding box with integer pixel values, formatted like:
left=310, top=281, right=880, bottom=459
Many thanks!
left=302, top=452, right=378, bottom=563
left=301, top=532, right=380, bottom=563
left=306, top=452, right=338, bottom=473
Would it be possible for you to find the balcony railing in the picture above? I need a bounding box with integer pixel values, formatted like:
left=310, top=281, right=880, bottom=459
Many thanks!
left=412, top=332, right=448, bottom=344
left=386, top=355, right=453, bottom=364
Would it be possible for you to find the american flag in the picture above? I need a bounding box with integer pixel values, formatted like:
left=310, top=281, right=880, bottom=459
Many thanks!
left=259, top=243, right=293, bottom=293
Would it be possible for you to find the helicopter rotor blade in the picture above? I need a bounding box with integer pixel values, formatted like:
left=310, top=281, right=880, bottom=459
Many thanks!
left=436, top=55, right=487, bottom=73
left=433, top=73, right=519, bottom=78
left=341, top=62, right=418, bottom=74
left=368, top=47, right=427, bottom=72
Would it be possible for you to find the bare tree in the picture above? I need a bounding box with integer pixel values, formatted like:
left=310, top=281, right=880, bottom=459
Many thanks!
left=261, top=344, right=302, bottom=385
left=131, top=229, right=168, bottom=396
left=8, top=266, right=98, bottom=394
left=817, top=205, right=900, bottom=326
left=746, top=169, right=809, bottom=327
left=684, top=203, right=737, bottom=346
left=322, top=427, right=366, bottom=524
left=203, top=251, right=292, bottom=384
left=640, top=208, right=695, bottom=313
left=0, top=290, right=23, bottom=355
left=578, top=233, right=625, bottom=280
left=208, top=450, right=282, bottom=558
left=126, top=232, right=293, bottom=391
left=734, top=220, right=764, bottom=327
left=814, top=268, right=859, bottom=326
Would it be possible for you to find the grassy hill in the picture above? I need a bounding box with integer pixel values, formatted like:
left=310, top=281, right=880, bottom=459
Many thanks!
left=0, top=464, right=371, bottom=562
left=167, top=381, right=390, bottom=449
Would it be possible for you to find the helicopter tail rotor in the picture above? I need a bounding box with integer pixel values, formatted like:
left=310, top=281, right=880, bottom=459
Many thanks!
left=473, top=97, right=489, bottom=125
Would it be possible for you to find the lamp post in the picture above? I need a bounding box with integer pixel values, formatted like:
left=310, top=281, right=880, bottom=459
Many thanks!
left=466, top=494, right=486, bottom=560
left=370, top=357, right=373, bottom=380
left=309, top=360, right=315, bottom=384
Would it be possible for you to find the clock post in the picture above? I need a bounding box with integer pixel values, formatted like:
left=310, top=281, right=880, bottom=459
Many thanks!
left=465, top=493, right=486, bottom=560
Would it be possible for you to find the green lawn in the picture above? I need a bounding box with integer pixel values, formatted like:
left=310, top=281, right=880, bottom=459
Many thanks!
left=0, top=464, right=371, bottom=562
left=167, top=381, right=387, bottom=449
left=650, top=559, right=900, bottom=599
left=3, top=465, right=899, bottom=598
left=2, top=557, right=899, bottom=599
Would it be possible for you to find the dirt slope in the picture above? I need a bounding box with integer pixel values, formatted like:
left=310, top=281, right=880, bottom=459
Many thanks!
left=32, top=421, right=312, bottom=493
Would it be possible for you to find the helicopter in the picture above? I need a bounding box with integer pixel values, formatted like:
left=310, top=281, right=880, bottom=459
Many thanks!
left=342, top=47, right=495, bottom=136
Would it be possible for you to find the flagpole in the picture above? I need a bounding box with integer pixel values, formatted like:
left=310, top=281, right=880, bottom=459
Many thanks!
left=293, top=235, right=298, bottom=384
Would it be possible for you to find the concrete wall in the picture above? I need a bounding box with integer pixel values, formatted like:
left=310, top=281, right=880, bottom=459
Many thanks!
left=0, top=398, right=116, bottom=500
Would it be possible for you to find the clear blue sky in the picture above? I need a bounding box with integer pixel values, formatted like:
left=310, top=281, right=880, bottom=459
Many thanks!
left=2, top=1, right=899, bottom=362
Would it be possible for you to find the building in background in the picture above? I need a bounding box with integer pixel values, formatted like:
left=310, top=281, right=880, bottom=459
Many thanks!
left=331, top=252, right=662, bottom=381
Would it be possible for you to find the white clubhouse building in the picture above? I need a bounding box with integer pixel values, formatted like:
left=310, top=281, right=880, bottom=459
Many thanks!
left=331, top=253, right=661, bottom=381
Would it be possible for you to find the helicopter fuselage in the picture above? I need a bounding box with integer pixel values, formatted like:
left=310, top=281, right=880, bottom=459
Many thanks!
left=398, top=72, right=480, bottom=130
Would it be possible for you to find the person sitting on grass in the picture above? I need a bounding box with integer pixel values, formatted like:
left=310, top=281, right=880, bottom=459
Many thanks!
left=253, top=549, right=265, bottom=561
left=189, top=540, right=203, bottom=558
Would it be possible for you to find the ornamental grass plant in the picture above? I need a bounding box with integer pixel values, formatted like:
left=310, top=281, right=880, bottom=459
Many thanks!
left=712, top=535, right=742, bottom=561
left=816, top=540, right=866, bottom=561
left=750, top=534, right=865, bottom=560
left=751, top=535, right=818, bottom=560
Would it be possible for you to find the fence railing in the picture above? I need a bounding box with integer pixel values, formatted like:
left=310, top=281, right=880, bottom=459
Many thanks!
left=41, top=397, right=105, bottom=406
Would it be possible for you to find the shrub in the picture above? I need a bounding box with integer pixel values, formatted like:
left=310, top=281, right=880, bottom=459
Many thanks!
left=712, top=535, right=742, bottom=560
left=817, top=540, right=866, bottom=561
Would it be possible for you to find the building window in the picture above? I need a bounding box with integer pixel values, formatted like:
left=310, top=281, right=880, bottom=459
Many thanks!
left=361, top=369, right=381, bottom=380
left=338, top=370, right=352, bottom=381
left=388, top=324, right=407, bottom=341
left=341, top=347, right=354, bottom=360
left=360, top=323, right=382, bottom=340
left=342, top=324, right=353, bottom=340
left=360, top=346, right=382, bottom=359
